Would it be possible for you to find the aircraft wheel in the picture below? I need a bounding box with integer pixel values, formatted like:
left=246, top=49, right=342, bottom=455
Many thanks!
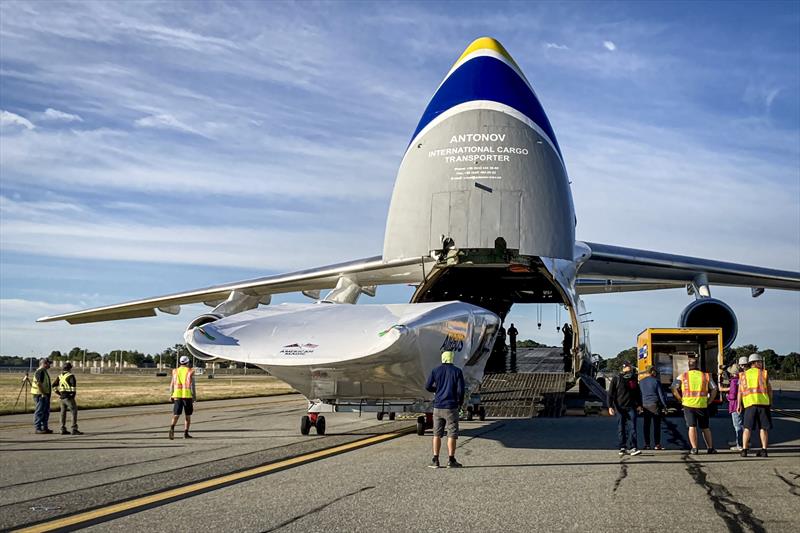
left=416, top=415, right=426, bottom=436
left=466, top=406, right=474, bottom=421
left=478, top=406, right=486, bottom=421
left=377, top=412, right=384, bottom=421
left=389, top=412, right=396, bottom=421
left=300, top=415, right=311, bottom=436
left=316, top=415, right=326, bottom=436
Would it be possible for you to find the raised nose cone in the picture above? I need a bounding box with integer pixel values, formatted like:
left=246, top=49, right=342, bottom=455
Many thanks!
left=384, top=37, right=575, bottom=262
left=409, top=37, right=562, bottom=160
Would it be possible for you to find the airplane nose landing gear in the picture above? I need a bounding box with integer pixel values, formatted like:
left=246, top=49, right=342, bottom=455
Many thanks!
left=300, top=413, right=326, bottom=436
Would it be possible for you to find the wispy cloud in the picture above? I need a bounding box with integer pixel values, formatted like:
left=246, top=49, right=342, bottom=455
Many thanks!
left=134, top=113, right=204, bottom=136
left=544, top=42, right=569, bottom=50
left=40, top=107, right=83, bottom=122
left=603, top=40, right=617, bottom=51
left=1, top=110, right=34, bottom=129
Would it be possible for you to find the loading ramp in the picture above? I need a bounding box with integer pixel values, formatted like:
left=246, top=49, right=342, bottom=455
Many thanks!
left=480, top=372, right=567, bottom=418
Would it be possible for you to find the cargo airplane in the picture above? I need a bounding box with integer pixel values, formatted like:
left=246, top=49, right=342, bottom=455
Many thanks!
left=38, top=37, right=800, bottom=436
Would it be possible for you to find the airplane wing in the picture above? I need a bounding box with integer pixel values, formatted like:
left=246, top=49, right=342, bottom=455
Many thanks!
left=37, top=256, right=430, bottom=324
left=577, top=241, right=800, bottom=295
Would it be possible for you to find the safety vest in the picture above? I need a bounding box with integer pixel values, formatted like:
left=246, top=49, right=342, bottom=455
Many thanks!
left=679, top=370, right=709, bottom=408
left=741, top=368, right=770, bottom=407
left=171, top=367, right=194, bottom=399
left=58, top=372, right=75, bottom=393
left=31, top=369, right=51, bottom=395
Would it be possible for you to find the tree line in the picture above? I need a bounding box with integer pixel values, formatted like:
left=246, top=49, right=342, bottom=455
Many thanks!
left=598, top=344, right=800, bottom=379
left=0, top=344, right=244, bottom=369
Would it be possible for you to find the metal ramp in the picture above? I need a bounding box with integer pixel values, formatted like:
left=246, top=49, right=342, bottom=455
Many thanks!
left=480, top=372, right=567, bottom=418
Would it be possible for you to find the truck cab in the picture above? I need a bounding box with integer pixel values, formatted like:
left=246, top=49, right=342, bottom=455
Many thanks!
left=636, top=328, right=724, bottom=414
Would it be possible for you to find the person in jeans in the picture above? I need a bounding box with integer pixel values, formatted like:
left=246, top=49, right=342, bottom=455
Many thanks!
left=639, top=365, right=667, bottom=450
left=724, top=364, right=743, bottom=450
left=31, top=358, right=53, bottom=434
left=607, top=361, right=643, bottom=456
left=425, top=350, right=465, bottom=468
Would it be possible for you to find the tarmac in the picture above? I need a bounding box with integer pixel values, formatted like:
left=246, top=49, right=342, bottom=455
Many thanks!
left=1, top=393, right=799, bottom=532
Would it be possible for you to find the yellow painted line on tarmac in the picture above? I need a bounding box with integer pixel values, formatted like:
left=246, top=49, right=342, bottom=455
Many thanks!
left=14, top=426, right=414, bottom=533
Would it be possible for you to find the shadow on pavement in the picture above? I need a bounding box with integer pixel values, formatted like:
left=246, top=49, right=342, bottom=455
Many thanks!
left=455, top=413, right=800, bottom=451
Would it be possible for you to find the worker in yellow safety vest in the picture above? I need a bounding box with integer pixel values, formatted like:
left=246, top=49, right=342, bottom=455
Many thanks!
left=31, top=358, right=53, bottom=434
left=169, top=355, right=197, bottom=440
left=671, top=357, right=718, bottom=455
left=55, top=362, right=83, bottom=435
left=737, top=353, right=772, bottom=458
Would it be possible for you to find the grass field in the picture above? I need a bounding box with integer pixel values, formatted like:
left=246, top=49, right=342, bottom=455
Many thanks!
left=0, top=372, right=295, bottom=415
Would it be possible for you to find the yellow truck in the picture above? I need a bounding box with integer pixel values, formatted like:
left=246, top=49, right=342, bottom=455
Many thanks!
left=636, top=328, right=724, bottom=414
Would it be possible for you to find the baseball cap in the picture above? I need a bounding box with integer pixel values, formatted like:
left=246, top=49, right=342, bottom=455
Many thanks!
left=747, top=353, right=762, bottom=363
left=441, top=351, right=454, bottom=364
left=729, top=364, right=739, bottom=374
left=179, top=355, right=190, bottom=364
left=622, top=360, right=632, bottom=367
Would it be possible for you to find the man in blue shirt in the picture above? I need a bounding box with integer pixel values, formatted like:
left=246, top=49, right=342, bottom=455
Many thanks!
left=639, top=365, right=668, bottom=450
left=425, top=350, right=465, bottom=468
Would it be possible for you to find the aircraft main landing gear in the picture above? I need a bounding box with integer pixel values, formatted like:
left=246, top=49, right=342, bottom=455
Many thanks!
left=300, top=413, right=326, bottom=436
left=376, top=412, right=397, bottom=421
left=466, top=405, right=486, bottom=421
left=416, top=413, right=433, bottom=436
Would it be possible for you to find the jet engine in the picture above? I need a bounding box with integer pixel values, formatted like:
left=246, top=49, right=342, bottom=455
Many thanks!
left=679, top=298, right=738, bottom=349
left=185, top=313, right=224, bottom=361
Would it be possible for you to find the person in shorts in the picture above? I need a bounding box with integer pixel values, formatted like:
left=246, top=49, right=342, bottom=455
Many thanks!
left=169, top=355, right=196, bottom=439
left=672, top=357, right=718, bottom=454
left=425, top=350, right=465, bottom=468
left=738, top=353, right=773, bottom=457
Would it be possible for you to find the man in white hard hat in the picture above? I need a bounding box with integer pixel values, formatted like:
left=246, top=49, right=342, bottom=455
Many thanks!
left=169, top=355, right=196, bottom=440
left=737, top=353, right=772, bottom=457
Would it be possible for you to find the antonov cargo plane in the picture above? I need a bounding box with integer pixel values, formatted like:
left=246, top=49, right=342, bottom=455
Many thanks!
left=39, top=37, right=800, bottom=435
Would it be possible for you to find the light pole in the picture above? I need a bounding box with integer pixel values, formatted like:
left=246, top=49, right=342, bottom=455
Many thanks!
left=82, top=348, right=86, bottom=373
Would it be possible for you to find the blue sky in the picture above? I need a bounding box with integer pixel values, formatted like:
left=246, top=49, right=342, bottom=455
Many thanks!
left=1, top=1, right=798, bottom=358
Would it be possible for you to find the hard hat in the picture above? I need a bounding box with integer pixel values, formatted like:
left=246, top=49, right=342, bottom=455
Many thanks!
left=441, top=351, right=454, bottom=364
left=747, top=353, right=762, bottom=363
left=738, top=356, right=749, bottom=366
left=179, top=355, right=190, bottom=364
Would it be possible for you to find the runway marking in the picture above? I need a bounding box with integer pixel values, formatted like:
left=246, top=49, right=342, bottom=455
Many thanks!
left=14, top=426, right=414, bottom=533
left=773, top=408, right=800, bottom=421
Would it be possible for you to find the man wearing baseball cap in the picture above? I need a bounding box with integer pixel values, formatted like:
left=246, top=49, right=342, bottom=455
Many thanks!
left=425, top=350, right=465, bottom=468
left=738, top=353, right=773, bottom=457
left=169, top=354, right=196, bottom=440
left=608, top=360, right=644, bottom=456
left=31, top=358, right=53, bottom=434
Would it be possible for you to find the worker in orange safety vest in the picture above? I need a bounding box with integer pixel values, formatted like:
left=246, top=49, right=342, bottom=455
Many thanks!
left=672, top=357, right=718, bottom=455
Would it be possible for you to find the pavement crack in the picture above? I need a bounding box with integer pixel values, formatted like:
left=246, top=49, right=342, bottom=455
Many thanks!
left=773, top=468, right=800, bottom=497
left=664, top=419, right=766, bottom=533
left=612, top=457, right=629, bottom=493
left=261, top=486, right=375, bottom=532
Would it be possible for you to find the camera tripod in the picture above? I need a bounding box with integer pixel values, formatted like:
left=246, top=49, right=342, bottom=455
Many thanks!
left=14, top=373, right=31, bottom=412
